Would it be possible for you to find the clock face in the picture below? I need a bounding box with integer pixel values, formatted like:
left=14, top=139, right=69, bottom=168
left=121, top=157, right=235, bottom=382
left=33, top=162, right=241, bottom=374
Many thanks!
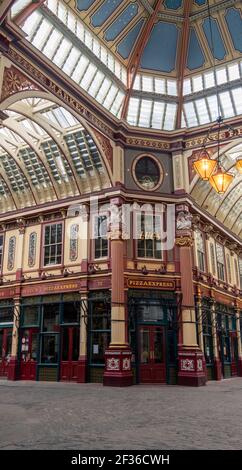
left=134, top=156, right=163, bottom=191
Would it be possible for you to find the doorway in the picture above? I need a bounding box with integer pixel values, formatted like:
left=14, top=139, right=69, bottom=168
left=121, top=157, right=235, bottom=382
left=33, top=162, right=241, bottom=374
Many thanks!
left=0, top=328, right=12, bottom=377
left=60, top=327, right=80, bottom=381
left=139, top=325, right=166, bottom=383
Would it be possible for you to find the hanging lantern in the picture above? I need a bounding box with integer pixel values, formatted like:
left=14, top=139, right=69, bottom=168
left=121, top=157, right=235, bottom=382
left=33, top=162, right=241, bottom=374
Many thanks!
left=235, top=157, right=242, bottom=174
left=209, top=167, right=234, bottom=194
left=193, top=149, right=217, bottom=181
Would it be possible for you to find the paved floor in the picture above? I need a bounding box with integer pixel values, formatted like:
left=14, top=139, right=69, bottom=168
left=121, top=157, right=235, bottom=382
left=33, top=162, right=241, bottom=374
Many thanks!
left=0, top=378, right=242, bottom=450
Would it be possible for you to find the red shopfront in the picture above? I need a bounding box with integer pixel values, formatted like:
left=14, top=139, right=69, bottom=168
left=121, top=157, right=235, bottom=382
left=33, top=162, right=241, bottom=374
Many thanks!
left=0, top=300, right=13, bottom=377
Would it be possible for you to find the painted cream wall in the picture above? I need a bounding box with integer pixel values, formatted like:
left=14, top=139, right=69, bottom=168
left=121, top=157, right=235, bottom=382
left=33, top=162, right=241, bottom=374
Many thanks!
left=64, top=216, right=84, bottom=272
left=2, top=229, right=18, bottom=278
left=22, top=225, right=41, bottom=275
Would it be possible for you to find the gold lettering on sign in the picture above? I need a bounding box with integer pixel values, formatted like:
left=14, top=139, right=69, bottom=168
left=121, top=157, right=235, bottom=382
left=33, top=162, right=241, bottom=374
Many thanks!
left=127, top=279, right=175, bottom=289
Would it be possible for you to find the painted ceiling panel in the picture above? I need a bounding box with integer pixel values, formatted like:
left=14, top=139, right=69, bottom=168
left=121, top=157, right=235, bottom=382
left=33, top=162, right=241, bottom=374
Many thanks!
left=164, top=0, right=183, bottom=10
left=202, top=17, right=226, bottom=61
left=140, top=22, right=179, bottom=73
left=225, top=8, right=242, bottom=54
left=91, top=0, right=123, bottom=28
left=187, top=28, right=205, bottom=70
left=117, top=18, right=145, bottom=59
left=104, top=3, right=139, bottom=42
left=76, top=0, right=96, bottom=11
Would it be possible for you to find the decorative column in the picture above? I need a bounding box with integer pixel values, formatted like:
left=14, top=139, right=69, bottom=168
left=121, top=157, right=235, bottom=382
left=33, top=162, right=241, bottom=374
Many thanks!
left=103, top=197, right=133, bottom=386
left=8, top=297, right=20, bottom=380
left=176, top=204, right=206, bottom=386
left=77, top=293, right=88, bottom=383
left=210, top=296, right=222, bottom=380
left=8, top=220, right=25, bottom=380
left=235, top=305, right=242, bottom=376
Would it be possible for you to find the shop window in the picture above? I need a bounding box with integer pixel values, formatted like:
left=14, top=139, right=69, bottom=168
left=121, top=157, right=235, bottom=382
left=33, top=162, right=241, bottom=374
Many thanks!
left=195, top=230, right=205, bottom=272
left=62, top=302, right=80, bottom=324
left=41, top=334, right=59, bottom=364
left=202, top=308, right=213, bottom=364
left=94, top=215, right=108, bottom=259
left=43, top=223, right=63, bottom=266
left=136, top=213, right=162, bottom=259
left=42, top=304, right=59, bottom=331
left=0, top=235, right=3, bottom=272
left=89, top=298, right=111, bottom=365
left=21, top=305, right=39, bottom=327
left=0, top=301, right=13, bottom=324
left=215, top=243, right=225, bottom=281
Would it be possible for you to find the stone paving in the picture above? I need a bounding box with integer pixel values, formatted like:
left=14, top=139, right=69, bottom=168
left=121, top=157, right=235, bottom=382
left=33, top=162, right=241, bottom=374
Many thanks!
left=0, top=378, right=242, bottom=450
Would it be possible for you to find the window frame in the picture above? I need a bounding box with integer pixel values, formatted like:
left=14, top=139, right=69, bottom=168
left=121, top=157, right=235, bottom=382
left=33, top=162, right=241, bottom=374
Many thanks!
left=42, top=221, right=64, bottom=267
left=135, top=210, right=164, bottom=261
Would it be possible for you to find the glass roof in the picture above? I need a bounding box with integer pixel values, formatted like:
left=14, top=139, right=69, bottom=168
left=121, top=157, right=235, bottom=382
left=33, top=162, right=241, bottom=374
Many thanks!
left=191, top=142, right=242, bottom=237
left=0, top=98, right=111, bottom=213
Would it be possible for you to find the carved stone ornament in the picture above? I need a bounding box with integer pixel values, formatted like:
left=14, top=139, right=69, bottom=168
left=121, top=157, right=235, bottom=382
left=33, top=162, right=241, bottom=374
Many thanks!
left=175, top=236, right=193, bottom=247
left=176, top=211, right=193, bottom=231
left=1, top=65, right=40, bottom=101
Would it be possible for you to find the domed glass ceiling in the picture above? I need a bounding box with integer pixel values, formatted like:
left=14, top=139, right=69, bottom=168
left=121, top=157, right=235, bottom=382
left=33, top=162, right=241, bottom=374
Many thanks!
left=10, top=0, right=242, bottom=130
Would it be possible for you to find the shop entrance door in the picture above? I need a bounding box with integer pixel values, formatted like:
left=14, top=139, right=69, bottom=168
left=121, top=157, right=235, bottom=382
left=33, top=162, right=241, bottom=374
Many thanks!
left=139, top=325, right=166, bottom=383
left=20, top=328, right=38, bottom=380
left=0, top=328, right=12, bottom=377
left=60, top=327, right=79, bottom=381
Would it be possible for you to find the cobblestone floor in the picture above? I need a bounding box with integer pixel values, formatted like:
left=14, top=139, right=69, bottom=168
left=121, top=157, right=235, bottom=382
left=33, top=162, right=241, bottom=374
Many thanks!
left=0, top=378, right=242, bottom=450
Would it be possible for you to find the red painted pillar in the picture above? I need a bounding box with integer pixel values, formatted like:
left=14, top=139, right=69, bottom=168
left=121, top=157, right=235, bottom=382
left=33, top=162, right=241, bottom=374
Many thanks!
left=175, top=205, right=206, bottom=386
left=103, top=198, right=133, bottom=386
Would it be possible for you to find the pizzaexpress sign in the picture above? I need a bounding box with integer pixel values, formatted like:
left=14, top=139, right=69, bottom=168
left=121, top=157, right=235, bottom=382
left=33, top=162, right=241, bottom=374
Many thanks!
left=127, top=279, right=175, bottom=289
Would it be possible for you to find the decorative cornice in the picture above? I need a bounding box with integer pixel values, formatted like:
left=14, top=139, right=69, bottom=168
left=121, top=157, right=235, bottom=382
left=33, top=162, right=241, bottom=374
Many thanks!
left=175, top=236, right=193, bottom=247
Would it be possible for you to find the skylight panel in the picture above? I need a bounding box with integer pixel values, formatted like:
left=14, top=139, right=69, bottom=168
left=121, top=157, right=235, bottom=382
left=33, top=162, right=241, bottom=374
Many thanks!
left=80, top=63, right=97, bottom=91
left=183, top=79, right=191, bottom=96
left=154, top=78, right=166, bottom=95
left=219, top=91, right=235, bottom=118
left=133, top=75, right=141, bottom=90
left=184, top=102, right=198, bottom=127
left=167, top=80, right=177, bottom=96
left=228, top=63, right=240, bottom=82
left=32, top=19, right=53, bottom=49
left=127, top=98, right=140, bottom=126
left=206, top=95, right=219, bottom=121
left=151, top=102, right=165, bottom=129
left=103, top=85, right=119, bottom=109
left=76, top=21, right=85, bottom=42
left=163, top=103, right=177, bottom=130
left=62, top=47, right=80, bottom=76
left=96, top=78, right=112, bottom=104
left=111, top=91, right=124, bottom=118
left=88, top=71, right=105, bottom=98
left=194, top=99, right=210, bottom=124
left=192, top=75, right=203, bottom=93
left=21, top=10, right=41, bottom=38
left=52, top=37, right=72, bottom=67
left=138, top=100, right=152, bottom=127
left=57, top=1, right=67, bottom=23
left=216, top=67, right=227, bottom=85
left=67, top=11, right=76, bottom=32
left=71, top=55, right=89, bottom=83
left=204, top=71, right=215, bottom=89
left=142, top=76, right=153, bottom=93
left=42, top=29, right=63, bottom=58
left=231, top=87, right=242, bottom=114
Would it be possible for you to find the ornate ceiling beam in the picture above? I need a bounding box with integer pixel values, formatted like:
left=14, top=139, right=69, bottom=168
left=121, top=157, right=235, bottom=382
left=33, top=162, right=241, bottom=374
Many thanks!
left=0, top=135, right=39, bottom=204
left=121, top=0, right=163, bottom=119
left=10, top=102, right=83, bottom=196
left=175, top=0, right=193, bottom=129
left=0, top=0, right=15, bottom=24
left=3, top=117, right=60, bottom=200
left=13, top=0, right=45, bottom=26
